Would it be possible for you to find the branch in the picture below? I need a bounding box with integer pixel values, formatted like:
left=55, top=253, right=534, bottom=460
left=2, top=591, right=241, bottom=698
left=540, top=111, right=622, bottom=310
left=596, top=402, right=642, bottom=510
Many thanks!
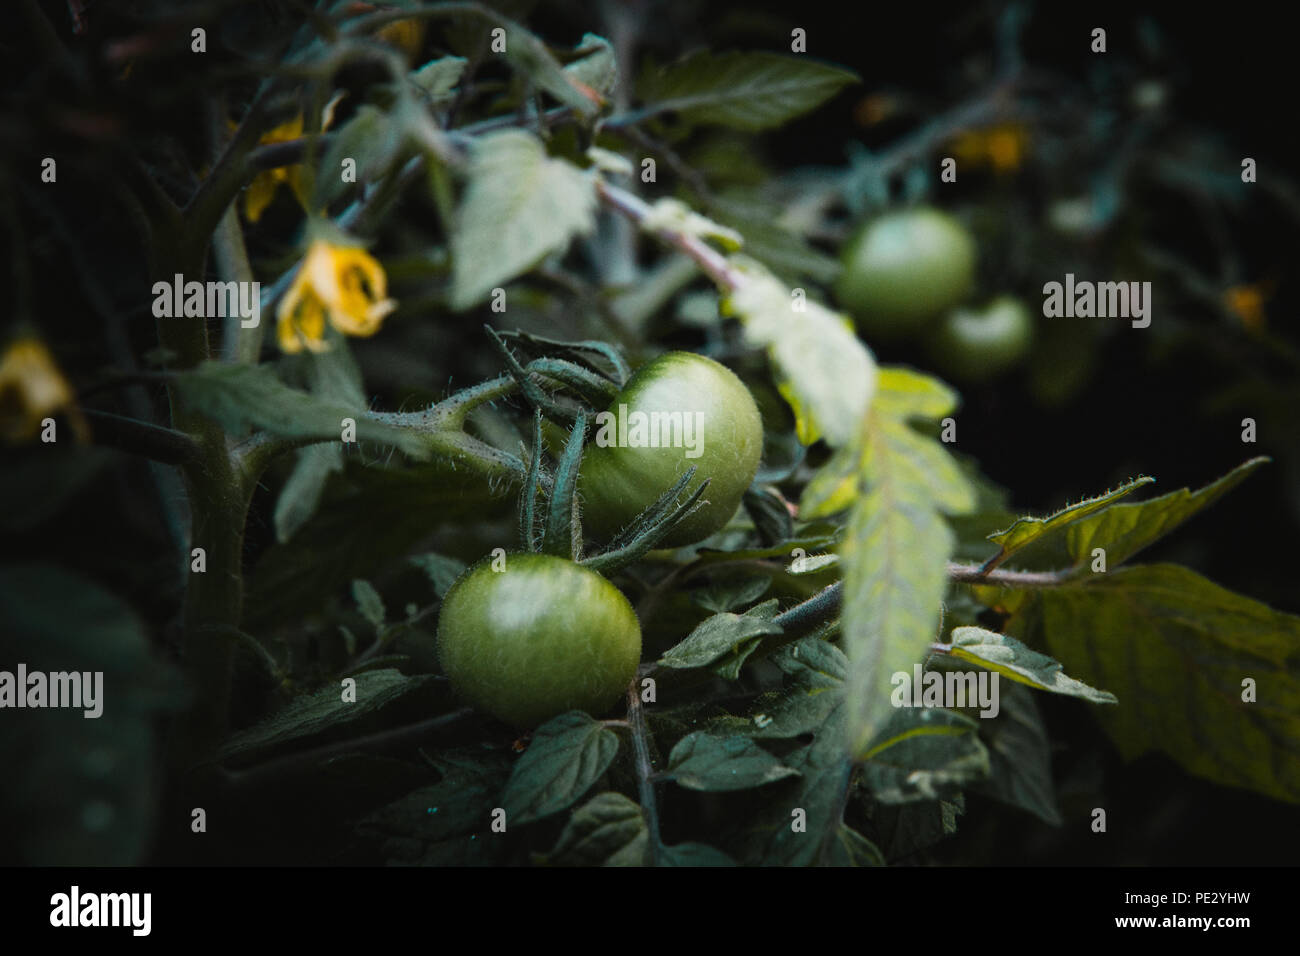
left=83, top=408, right=202, bottom=466
left=626, top=682, right=663, bottom=866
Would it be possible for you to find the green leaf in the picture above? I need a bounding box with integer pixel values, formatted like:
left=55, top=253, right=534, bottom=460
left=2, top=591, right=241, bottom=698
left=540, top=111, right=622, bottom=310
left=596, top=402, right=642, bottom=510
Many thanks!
left=351, top=579, right=386, bottom=632
left=217, top=669, right=439, bottom=766
left=1063, top=457, right=1269, bottom=568
left=666, top=732, right=799, bottom=792
left=751, top=637, right=848, bottom=738
left=497, top=19, right=604, bottom=115
left=314, top=105, right=403, bottom=208
left=640, top=51, right=858, bottom=130
left=872, top=366, right=962, bottom=421
left=639, top=198, right=743, bottom=249
left=500, top=712, right=619, bottom=825
left=827, top=825, right=887, bottom=866
left=756, top=707, right=854, bottom=865
left=1033, top=564, right=1300, bottom=804
left=410, top=55, right=467, bottom=101
left=840, top=403, right=975, bottom=756
left=563, top=33, right=617, bottom=99
left=661, top=842, right=737, bottom=866
left=692, top=576, right=771, bottom=614
left=274, top=343, right=366, bottom=542
left=408, top=552, right=467, bottom=598
left=354, top=747, right=513, bottom=865
left=860, top=707, right=989, bottom=803
left=986, top=476, right=1155, bottom=564
left=863, top=794, right=965, bottom=862
left=174, top=362, right=430, bottom=458
left=657, top=599, right=783, bottom=671
left=724, top=259, right=877, bottom=448
left=549, top=792, right=647, bottom=866
left=449, top=131, right=597, bottom=309
left=946, top=626, right=1117, bottom=703
left=971, top=683, right=1062, bottom=826
left=0, top=564, right=183, bottom=865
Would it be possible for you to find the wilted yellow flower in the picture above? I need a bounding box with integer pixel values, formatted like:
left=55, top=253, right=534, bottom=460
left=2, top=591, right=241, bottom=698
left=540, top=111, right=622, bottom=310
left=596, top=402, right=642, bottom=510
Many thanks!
left=1224, top=284, right=1267, bottom=332
left=375, top=17, right=426, bottom=60
left=950, top=124, right=1029, bottom=174
left=0, top=337, right=88, bottom=443
left=276, top=240, right=397, bottom=353
left=244, top=114, right=310, bottom=223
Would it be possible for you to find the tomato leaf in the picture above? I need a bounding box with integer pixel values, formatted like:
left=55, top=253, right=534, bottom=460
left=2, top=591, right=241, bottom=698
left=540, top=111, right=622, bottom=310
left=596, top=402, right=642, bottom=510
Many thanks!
left=1029, top=565, right=1300, bottom=804
left=946, top=626, right=1117, bottom=703
left=449, top=131, right=597, bottom=309
left=500, top=712, right=620, bottom=825
left=639, top=51, right=858, bottom=130
left=666, top=732, right=799, bottom=791
left=548, top=792, right=647, bottom=866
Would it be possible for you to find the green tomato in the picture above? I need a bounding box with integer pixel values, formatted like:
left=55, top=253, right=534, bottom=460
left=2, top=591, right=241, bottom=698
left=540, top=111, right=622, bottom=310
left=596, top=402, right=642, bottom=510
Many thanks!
left=578, top=351, right=763, bottom=548
left=928, top=295, right=1034, bottom=383
left=835, top=207, right=977, bottom=339
left=436, top=554, right=641, bottom=727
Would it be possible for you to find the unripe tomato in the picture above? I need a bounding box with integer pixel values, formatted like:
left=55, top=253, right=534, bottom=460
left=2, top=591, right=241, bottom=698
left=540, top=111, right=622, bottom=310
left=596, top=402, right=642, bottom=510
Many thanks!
left=436, top=554, right=641, bottom=727
left=835, top=207, right=977, bottom=339
left=927, top=295, right=1034, bottom=383
left=578, top=352, right=763, bottom=548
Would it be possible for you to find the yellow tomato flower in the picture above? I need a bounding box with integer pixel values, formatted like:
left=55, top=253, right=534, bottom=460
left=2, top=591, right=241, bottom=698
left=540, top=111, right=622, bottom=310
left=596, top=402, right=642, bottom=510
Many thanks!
left=0, top=337, right=88, bottom=443
left=244, top=114, right=309, bottom=223
left=1224, top=284, right=1267, bottom=332
left=950, top=124, right=1029, bottom=174
left=276, top=240, right=397, bottom=353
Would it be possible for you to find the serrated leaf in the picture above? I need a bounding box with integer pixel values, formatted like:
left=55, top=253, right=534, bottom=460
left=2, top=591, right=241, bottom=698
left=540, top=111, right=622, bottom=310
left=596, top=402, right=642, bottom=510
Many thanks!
left=840, top=405, right=975, bottom=756
left=1063, top=457, right=1269, bottom=568
left=971, top=683, right=1062, bottom=826
left=500, top=712, right=619, bottom=825
left=947, top=626, right=1117, bottom=703
left=1033, top=564, right=1300, bottom=803
left=666, top=733, right=799, bottom=791
left=756, top=705, right=853, bottom=865
left=351, top=579, right=386, bottom=632
left=986, top=476, right=1155, bottom=563
left=549, top=792, right=647, bottom=866
left=174, top=362, right=430, bottom=458
left=217, top=669, right=438, bottom=766
left=750, top=637, right=848, bottom=740
left=410, top=55, right=467, bottom=100
left=658, top=598, right=783, bottom=670
left=725, top=260, right=876, bottom=448
left=860, top=707, right=989, bottom=804
left=641, top=51, right=858, bottom=130
left=872, top=367, right=962, bottom=421
left=449, top=131, right=597, bottom=308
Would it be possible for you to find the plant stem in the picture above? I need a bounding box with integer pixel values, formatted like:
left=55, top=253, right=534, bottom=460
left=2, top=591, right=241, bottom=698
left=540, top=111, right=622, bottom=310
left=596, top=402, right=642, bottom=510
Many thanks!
left=626, top=682, right=663, bottom=865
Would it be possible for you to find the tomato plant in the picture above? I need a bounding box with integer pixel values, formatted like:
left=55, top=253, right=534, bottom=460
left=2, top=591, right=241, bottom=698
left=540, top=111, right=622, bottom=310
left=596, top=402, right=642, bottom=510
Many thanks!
left=5, top=0, right=1298, bottom=879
